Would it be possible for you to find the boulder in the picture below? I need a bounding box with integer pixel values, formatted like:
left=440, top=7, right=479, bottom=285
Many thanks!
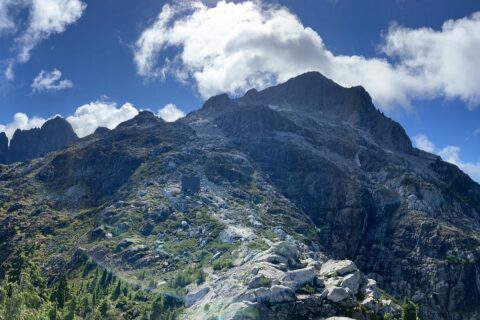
left=340, top=271, right=361, bottom=294
left=116, top=238, right=138, bottom=251
left=90, top=225, right=107, bottom=239
left=282, top=267, right=316, bottom=290
left=319, top=260, right=357, bottom=277
left=248, top=275, right=272, bottom=289
left=254, top=285, right=296, bottom=305
left=185, top=287, right=210, bottom=307
left=361, top=296, right=378, bottom=311
left=326, top=287, right=351, bottom=303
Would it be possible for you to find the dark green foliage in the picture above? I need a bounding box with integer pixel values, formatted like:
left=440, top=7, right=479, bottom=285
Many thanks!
left=0, top=249, right=183, bottom=319
left=150, top=295, right=179, bottom=320
left=51, top=274, right=69, bottom=308
left=112, top=281, right=122, bottom=300
left=212, top=256, right=234, bottom=271
left=169, top=267, right=207, bottom=290
left=402, top=297, right=418, bottom=320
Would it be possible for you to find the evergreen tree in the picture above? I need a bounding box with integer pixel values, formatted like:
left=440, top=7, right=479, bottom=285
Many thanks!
left=100, top=270, right=108, bottom=288
left=402, top=297, right=418, bottom=320
left=52, top=274, right=69, bottom=309
left=64, top=295, right=77, bottom=320
left=48, top=306, right=57, bottom=320
left=99, top=299, right=110, bottom=316
left=111, top=281, right=121, bottom=300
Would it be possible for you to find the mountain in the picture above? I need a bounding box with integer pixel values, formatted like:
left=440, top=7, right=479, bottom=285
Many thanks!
left=0, top=72, right=479, bottom=319
left=4, top=116, right=78, bottom=163
left=0, top=132, right=7, bottom=164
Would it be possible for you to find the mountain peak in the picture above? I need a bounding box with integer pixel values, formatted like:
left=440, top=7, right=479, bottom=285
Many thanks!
left=0, top=132, right=7, bottom=164
left=202, top=93, right=236, bottom=110
left=284, top=71, right=338, bottom=88
left=7, top=117, right=78, bottom=163
left=117, top=110, right=162, bottom=129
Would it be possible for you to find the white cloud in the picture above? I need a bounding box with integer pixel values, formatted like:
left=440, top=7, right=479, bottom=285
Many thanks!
left=157, top=103, right=186, bottom=122
left=0, top=0, right=18, bottom=34
left=382, top=14, right=480, bottom=109
left=0, top=112, right=48, bottom=140
left=15, top=0, right=87, bottom=63
left=134, top=1, right=480, bottom=111
left=413, top=134, right=480, bottom=182
left=31, top=69, right=73, bottom=93
left=412, top=134, right=435, bottom=153
left=66, top=101, right=139, bottom=138
left=1, top=101, right=140, bottom=140
left=0, top=0, right=86, bottom=80
left=438, top=146, right=480, bottom=183
left=0, top=100, right=186, bottom=140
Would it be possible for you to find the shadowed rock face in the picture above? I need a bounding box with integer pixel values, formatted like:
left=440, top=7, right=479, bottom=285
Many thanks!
left=7, top=116, right=78, bottom=163
left=37, top=111, right=195, bottom=206
left=236, top=72, right=412, bottom=153
left=186, top=72, right=480, bottom=320
left=0, top=132, right=7, bottom=164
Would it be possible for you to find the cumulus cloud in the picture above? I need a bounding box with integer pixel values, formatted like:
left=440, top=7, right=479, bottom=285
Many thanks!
left=382, top=14, right=480, bottom=109
left=0, top=113, right=48, bottom=140
left=0, top=100, right=141, bottom=140
left=413, top=134, right=480, bottom=182
left=31, top=69, right=73, bottom=93
left=411, top=134, right=435, bottom=153
left=0, top=0, right=86, bottom=80
left=134, top=1, right=480, bottom=111
left=66, top=101, right=139, bottom=138
left=157, top=103, right=186, bottom=122
left=1, top=100, right=188, bottom=140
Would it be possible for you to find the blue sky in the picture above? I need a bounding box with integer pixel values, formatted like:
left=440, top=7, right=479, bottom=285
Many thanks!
left=1, top=0, right=480, bottom=179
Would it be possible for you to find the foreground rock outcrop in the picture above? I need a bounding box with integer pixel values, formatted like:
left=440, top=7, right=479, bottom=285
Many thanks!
left=182, top=240, right=401, bottom=320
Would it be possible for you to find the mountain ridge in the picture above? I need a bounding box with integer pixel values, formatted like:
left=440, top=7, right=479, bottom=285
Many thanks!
left=0, top=72, right=479, bottom=319
left=0, top=116, right=79, bottom=164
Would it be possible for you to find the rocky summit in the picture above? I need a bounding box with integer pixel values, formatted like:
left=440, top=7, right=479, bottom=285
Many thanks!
left=1, top=72, right=479, bottom=320
left=0, top=116, right=78, bottom=164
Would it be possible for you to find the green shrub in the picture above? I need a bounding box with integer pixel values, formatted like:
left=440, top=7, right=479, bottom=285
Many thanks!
left=212, top=257, right=234, bottom=271
left=401, top=297, right=418, bottom=320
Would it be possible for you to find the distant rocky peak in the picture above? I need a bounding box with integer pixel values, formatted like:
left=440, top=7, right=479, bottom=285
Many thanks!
left=7, top=116, right=78, bottom=163
left=117, top=110, right=162, bottom=129
left=41, top=116, right=71, bottom=131
left=202, top=93, right=237, bottom=111
left=94, top=127, right=111, bottom=135
left=0, top=132, right=8, bottom=164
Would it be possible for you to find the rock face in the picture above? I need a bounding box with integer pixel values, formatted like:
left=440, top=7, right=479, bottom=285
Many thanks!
left=181, top=240, right=401, bottom=320
left=185, top=72, right=480, bottom=320
left=0, top=132, right=7, bottom=164
left=6, top=116, right=78, bottom=163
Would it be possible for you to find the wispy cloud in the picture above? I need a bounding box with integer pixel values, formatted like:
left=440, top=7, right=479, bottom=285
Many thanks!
left=31, top=69, right=73, bottom=93
left=134, top=1, right=480, bottom=112
left=0, top=0, right=86, bottom=82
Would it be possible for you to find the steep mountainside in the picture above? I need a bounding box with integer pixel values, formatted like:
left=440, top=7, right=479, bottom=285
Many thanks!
left=0, top=72, right=479, bottom=320
left=4, top=116, right=78, bottom=164
left=0, top=132, right=7, bottom=164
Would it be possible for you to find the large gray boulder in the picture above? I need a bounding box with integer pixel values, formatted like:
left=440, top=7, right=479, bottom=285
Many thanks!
left=326, top=287, right=352, bottom=303
left=320, top=260, right=358, bottom=277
